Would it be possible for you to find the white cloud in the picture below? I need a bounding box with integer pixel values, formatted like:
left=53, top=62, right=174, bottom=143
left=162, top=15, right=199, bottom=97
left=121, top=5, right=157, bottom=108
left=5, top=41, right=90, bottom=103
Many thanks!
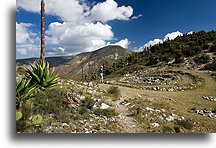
left=16, top=22, right=36, bottom=44
left=141, top=31, right=184, bottom=50
left=16, top=22, right=40, bottom=58
left=16, top=43, right=40, bottom=58
left=113, top=38, right=130, bottom=48
left=163, top=31, right=183, bottom=40
left=17, top=0, right=87, bottom=22
left=132, top=14, right=142, bottom=19
left=46, top=21, right=114, bottom=54
left=187, top=31, right=194, bottom=35
left=143, top=39, right=163, bottom=48
left=88, top=0, right=133, bottom=22
left=17, top=0, right=134, bottom=22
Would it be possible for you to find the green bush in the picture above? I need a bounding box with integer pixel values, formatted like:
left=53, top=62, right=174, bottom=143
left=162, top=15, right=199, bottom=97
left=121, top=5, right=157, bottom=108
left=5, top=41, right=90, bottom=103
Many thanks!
left=162, top=126, right=174, bottom=133
left=204, top=61, right=216, bottom=71
left=81, top=96, right=96, bottom=109
left=21, top=101, right=32, bottom=120
left=209, top=44, right=215, bottom=52
left=32, top=87, right=68, bottom=115
left=107, top=86, right=120, bottom=96
left=94, top=109, right=118, bottom=118
left=174, top=126, right=181, bottom=133
left=175, top=120, right=193, bottom=130
left=194, top=54, right=210, bottom=64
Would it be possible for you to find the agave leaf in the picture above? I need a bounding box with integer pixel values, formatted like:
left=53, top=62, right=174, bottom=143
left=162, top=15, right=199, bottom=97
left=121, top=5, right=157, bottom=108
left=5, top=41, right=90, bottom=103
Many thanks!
left=30, top=63, right=36, bottom=71
left=39, top=65, right=44, bottom=78
left=16, top=77, right=25, bottom=93
left=51, top=67, right=55, bottom=75
left=28, top=69, right=41, bottom=83
left=25, top=78, right=31, bottom=87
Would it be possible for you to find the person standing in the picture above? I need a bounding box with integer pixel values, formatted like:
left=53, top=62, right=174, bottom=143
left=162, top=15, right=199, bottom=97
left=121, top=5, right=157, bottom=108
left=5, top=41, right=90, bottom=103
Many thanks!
left=99, top=66, right=103, bottom=83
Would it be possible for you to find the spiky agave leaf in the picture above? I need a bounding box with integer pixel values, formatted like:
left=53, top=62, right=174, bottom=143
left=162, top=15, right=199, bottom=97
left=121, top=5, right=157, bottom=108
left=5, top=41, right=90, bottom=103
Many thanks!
left=16, top=76, right=37, bottom=104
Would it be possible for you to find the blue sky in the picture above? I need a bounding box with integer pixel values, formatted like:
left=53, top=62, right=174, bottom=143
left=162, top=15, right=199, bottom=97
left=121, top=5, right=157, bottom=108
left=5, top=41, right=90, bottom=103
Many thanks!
left=16, top=0, right=216, bottom=59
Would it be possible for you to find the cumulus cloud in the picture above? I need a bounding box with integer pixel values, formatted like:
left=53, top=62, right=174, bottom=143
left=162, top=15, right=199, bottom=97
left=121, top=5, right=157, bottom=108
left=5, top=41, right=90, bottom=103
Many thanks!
left=46, top=21, right=114, bottom=54
left=88, top=0, right=133, bottom=22
left=141, top=31, right=184, bottom=49
left=187, top=31, right=194, bottom=35
left=16, top=22, right=36, bottom=44
left=16, top=22, right=40, bottom=58
left=17, top=0, right=134, bottom=22
left=113, top=38, right=130, bottom=48
left=17, top=0, right=87, bottom=22
left=16, top=44, right=40, bottom=58
left=163, top=31, right=183, bottom=40
left=143, top=39, right=163, bottom=48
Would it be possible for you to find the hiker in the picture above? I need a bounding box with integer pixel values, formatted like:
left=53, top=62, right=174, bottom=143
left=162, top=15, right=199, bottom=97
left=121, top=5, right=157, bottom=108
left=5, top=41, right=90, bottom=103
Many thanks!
left=99, top=66, right=103, bottom=83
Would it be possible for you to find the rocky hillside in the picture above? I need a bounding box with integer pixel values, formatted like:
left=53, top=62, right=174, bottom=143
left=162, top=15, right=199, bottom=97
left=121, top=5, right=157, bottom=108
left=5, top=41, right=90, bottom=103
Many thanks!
left=59, top=45, right=131, bottom=80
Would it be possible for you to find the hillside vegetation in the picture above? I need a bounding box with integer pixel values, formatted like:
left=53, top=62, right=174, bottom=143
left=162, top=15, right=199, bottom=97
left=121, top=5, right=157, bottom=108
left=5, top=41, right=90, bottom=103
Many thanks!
left=104, top=30, right=215, bottom=76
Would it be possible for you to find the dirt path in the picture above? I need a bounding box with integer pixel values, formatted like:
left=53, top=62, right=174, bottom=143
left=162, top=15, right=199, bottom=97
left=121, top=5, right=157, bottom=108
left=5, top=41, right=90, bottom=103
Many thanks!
left=113, top=97, right=142, bottom=133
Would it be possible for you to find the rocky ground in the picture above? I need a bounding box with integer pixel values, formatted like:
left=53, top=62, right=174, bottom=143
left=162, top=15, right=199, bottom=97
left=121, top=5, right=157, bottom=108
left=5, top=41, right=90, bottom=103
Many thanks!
left=17, top=67, right=216, bottom=133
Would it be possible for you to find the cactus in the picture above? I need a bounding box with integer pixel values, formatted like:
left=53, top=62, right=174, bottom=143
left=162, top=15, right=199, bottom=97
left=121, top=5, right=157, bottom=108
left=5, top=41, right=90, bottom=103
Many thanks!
left=16, top=112, right=23, bottom=121
left=32, top=115, right=43, bottom=125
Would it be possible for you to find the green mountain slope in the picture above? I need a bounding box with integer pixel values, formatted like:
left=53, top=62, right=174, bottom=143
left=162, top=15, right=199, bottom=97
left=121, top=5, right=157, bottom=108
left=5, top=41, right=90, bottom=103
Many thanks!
left=105, top=30, right=216, bottom=76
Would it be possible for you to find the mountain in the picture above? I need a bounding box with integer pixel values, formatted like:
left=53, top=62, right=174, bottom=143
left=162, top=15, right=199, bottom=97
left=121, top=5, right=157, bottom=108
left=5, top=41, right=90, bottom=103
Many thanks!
left=16, top=45, right=132, bottom=79
left=55, top=45, right=132, bottom=79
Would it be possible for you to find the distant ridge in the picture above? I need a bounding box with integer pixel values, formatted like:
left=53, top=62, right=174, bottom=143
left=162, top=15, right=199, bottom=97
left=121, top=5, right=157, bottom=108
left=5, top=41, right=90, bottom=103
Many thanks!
left=16, top=45, right=132, bottom=79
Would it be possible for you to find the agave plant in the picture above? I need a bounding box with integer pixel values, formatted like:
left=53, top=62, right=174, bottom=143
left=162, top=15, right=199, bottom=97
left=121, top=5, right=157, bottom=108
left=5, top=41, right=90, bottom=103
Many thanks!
left=26, top=60, right=59, bottom=89
left=16, top=76, right=37, bottom=100
left=16, top=76, right=37, bottom=109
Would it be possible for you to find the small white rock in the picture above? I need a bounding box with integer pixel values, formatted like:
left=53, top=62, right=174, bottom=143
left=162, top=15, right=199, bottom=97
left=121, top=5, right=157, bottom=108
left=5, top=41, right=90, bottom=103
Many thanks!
left=150, top=123, right=160, bottom=128
left=100, top=103, right=110, bottom=109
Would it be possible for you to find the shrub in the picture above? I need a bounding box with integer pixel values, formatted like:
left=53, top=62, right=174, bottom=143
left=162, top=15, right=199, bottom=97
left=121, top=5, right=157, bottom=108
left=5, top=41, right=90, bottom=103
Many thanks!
left=32, top=87, right=68, bottom=115
left=210, top=44, right=215, bottom=52
left=94, top=109, right=118, bottom=118
left=162, top=126, right=174, bottom=133
left=21, top=101, right=32, bottom=120
left=174, top=126, right=181, bottom=133
left=81, top=96, right=96, bottom=109
left=175, top=120, right=193, bottom=130
left=107, top=85, right=120, bottom=96
left=194, top=54, right=210, bottom=64
left=204, top=61, right=216, bottom=71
